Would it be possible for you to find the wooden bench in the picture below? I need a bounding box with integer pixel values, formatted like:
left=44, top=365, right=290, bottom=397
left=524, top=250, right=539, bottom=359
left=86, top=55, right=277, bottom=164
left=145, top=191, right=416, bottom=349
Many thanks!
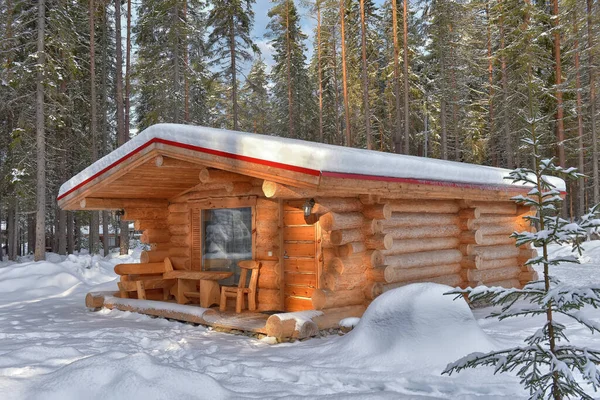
left=163, top=270, right=233, bottom=307
left=115, top=258, right=176, bottom=300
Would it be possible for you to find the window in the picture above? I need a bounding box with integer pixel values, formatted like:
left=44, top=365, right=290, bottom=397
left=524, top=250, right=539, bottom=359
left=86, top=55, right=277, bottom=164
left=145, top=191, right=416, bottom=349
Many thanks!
left=202, top=207, right=252, bottom=284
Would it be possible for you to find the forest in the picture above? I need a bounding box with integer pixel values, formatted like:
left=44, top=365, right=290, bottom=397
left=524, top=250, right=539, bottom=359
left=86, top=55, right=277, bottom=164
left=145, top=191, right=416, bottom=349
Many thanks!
left=0, top=0, right=598, bottom=261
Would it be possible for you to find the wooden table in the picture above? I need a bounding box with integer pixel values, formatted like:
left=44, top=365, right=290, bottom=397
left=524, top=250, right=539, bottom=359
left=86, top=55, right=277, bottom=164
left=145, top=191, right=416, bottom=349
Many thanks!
left=163, top=270, right=233, bottom=307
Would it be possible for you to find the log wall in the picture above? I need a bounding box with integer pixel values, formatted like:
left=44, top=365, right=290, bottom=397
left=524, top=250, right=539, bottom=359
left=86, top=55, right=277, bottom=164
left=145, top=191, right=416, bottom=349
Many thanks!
left=313, top=197, right=537, bottom=310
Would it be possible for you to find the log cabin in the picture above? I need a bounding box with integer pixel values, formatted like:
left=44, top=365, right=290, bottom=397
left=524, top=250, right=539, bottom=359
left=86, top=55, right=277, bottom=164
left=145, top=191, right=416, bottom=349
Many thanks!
left=59, top=123, right=565, bottom=339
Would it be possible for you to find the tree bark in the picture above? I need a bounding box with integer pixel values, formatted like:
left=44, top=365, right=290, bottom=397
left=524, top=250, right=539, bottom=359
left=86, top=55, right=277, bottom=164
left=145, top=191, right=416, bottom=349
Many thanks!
left=486, top=1, right=495, bottom=166
left=391, top=0, right=402, bottom=153
left=317, top=0, right=324, bottom=143
left=89, top=0, right=99, bottom=255
left=183, top=0, right=190, bottom=122
left=587, top=0, right=598, bottom=204
left=402, top=0, right=410, bottom=154
left=7, top=199, right=16, bottom=261
left=115, top=0, right=129, bottom=255
left=35, top=0, right=46, bottom=262
left=573, top=11, right=585, bottom=216
left=552, top=0, right=565, bottom=168
left=359, top=0, right=372, bottom=149
left=126, top=0, right=132, bottom=130
left=230, top=15, right=238, bottom=130
left=499, top=0, right=511, bottom=168
left=339, top=0, right=351, bottom=146
left=286, top=0, right=294, bottom=137
left=67, top=211, right=74, bottom=254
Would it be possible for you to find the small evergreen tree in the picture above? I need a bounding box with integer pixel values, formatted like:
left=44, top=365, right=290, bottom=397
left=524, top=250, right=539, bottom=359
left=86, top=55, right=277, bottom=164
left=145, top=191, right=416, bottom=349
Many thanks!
left=443, top=129, right=600, bottom=398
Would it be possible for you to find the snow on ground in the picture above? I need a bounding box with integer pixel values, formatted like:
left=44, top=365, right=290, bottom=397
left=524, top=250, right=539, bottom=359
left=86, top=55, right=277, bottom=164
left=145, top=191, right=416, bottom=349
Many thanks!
left=1, top=243, right=600, bottom=399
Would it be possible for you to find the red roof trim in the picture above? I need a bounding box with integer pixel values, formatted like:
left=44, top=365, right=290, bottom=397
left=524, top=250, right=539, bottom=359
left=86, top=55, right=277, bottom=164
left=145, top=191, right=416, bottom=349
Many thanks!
left=58, top=136, right=552, bottom=203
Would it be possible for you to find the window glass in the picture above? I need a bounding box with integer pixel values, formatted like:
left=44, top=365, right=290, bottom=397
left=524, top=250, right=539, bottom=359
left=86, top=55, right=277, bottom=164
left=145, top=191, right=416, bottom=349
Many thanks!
left=202, top=207, right=252, bottom=284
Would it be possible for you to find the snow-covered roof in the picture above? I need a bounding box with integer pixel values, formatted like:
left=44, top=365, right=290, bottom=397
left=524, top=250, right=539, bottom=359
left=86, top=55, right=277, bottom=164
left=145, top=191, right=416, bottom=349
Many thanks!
left=58, top=123, right=566, bottom=199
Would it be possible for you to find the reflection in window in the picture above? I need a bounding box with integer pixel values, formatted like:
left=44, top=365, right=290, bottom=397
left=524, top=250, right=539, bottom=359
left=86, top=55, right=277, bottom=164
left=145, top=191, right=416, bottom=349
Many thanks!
left=202, top=207, right=252, bottom=284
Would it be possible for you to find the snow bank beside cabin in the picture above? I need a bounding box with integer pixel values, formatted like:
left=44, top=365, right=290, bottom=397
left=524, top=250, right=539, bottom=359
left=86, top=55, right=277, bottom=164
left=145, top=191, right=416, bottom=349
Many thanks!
left=0, top=249, right=138, bottom=306
left=58, top=123, right=566, bottom=198
left=330, top=283, right=497, bottom=368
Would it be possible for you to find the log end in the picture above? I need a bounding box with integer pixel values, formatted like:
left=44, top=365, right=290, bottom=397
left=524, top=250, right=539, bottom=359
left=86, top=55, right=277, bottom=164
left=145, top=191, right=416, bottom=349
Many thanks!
left=85, top=292, right=105, bottom=309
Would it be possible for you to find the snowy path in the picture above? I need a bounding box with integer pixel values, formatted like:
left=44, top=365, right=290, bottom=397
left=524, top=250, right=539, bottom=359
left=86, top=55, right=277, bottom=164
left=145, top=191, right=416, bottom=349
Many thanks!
left=1, top=244, right=600, bottom=399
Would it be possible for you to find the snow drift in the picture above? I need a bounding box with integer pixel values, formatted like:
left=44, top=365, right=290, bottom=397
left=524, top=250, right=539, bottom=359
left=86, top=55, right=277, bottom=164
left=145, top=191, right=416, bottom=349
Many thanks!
left=330, top=283, right=497, bottom=368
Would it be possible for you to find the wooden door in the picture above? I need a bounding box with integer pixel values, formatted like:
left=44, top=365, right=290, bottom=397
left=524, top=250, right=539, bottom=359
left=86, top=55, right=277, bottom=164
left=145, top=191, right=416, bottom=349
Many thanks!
left=283, top=201, right=320, bottom=311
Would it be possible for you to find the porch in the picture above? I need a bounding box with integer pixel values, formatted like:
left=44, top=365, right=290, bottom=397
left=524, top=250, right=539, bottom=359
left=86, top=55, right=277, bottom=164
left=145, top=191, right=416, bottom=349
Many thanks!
left=85, top=291, right=362, bottom=339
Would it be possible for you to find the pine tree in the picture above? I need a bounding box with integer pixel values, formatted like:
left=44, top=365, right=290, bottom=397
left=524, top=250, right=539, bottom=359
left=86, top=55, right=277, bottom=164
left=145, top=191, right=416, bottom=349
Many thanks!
left=206, top=0, right=257, bottom=131
left=239, top=58, right=271, bottom=134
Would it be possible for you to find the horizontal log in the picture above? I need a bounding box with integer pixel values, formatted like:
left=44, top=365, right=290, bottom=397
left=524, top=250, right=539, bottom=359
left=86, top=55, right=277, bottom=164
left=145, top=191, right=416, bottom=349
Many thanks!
left=114, top=262, right=165, bottom=275
left=140, top=230, right=171, bottom=244
left=381, top=273, right=463, bottom=294
left=154, top=155, right=203, bottom=168
left=385, top=199, right=460, bottom=214
left=365, top=234, right=393, bottom=250
left=477, top=224, right=517, bottom=236
left=256, top=233, right=280, bottom=249
left=467, top=266, right=521, bottom=283
left=478, top=233, right=515, bottom=246
left=319, top=212, right=365, bottom=232
left=366, top=266, right=386, bottom=282
left=338, top=242, right=367, bottom=257
left=383, top=224, right=461, bottom=240
left=258, top=270, right=280, bottom=289
left=150, top=242, right=171, bottom=251
left=459, top=231, right=482, bottom=244
left=140, top=250, right=169, bottom=264
left=365, top=250, right=385, bottom=268
left=167, top=203, right=189, bottom=213
left=461, top=256, right=517, bottom=270
left=167, top=212, right=190, bottom=225
left=312, top=197, right=363, bottom=214
left=172, top=183, right=257, bottom=202
left=256, top=220, right=279, bottom=235
left=85, top=291, right=113, bottom=308
left=134, top=219, right=168, bottom=230
left=481, top=278, right=520, bottom=288
left=311, top=288, right=365, bottom=310
left=384, top=263, right=461, bottom=284
left=381, top=213, right=459, bottom=228
left=330, top=229, right=363, bottom=246
left=362, top=219, right=383, bottom=235
left=256, top=207, right=279, bottom=222
left=122, top=208, right=168, bottom=221
left=383, top=237, right=460, bottom=256
left=463, top=200, right=517, bottom=215
left=262, top=181, right=316, bottom=199
left=329, top=255, right=367, bottom=275
left=168, top=224, right=190, bottom=235
left=312, top=305, right=366, bottom=330
left=384, top=249, right=463, bottom=269
left=362, top=204, right=392, bottom=220
left=458, top=208, right=481, bottom=220
left=257, top=198, right=279, bottom=209
left=460, top=244, right=520, bottom=260
left=170, top=256, right=190, bottom=270
left=323, top=272, right=366, bottom=291
left=199, top=168, right=252, bottom=184
left=321, top=248, right=338, bottom=263
left=80, top=198, right=169, bottom=210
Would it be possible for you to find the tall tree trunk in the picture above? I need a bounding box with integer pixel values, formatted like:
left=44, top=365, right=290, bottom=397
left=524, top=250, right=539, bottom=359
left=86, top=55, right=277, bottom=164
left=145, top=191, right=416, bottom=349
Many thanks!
left=286, top=1, right=295, bottom=138
left=7, top=199, right=16, bottom=261
left=359, top=0, right=372, bottom=149
left=58, top=151, right=67, bottom=255
left=67, top=212, right=74, bottom=254
left=28, top=214, right=35, bottom=255
left=573, top=11, right=585, bottom=216
left=125, top=0, right=132, bottom=131
left=89, top=0, right=99, bottom=255
left=402, top=0, right=410, bottom=154
left=101, top=1, right=110, bottom=257
left=552, top=0, right=565, bottom=168
left=173, top=3, right=181, bottom=123
left=440, top=47, right=448, bottom=160
left=115, top=0, right=128, bottom=255
left=332, top=23, right=342, bottom=145
left=230, top=16, right=239, bottom=130
left=339, top=0, right=351, bottom=146
left=317, top=0, right=324, bottom=143
left=35, top=0, right=46, bottom=262
left=499, top=0, right=512, bottom=168
left=587, top=0, right=598, bottom=204
left=0, top=188, right=3, bottom=262
left=391, top=0, right=402, bottom=153
left=183, top=0, right=190, bottom=122
left=449, top=23, right=459, bottom=161
left=486, top=1, right=495, bottom=166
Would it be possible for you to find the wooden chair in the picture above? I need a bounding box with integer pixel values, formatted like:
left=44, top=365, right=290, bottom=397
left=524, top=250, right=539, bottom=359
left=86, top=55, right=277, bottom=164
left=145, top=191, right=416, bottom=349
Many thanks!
left=219, top=260, right=260, bottom=313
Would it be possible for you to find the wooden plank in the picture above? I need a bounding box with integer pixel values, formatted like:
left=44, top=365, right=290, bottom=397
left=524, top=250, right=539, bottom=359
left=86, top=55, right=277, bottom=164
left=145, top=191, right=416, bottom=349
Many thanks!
left=284, top=272, right=317, bottom=287
left=187, top=196, right=257, bottom=210
left=284, top=259, right=317, bottom=273
left=284, top=296, right=313, bottom=312
left=284, top=243, right=316, bottom=258
left=283, top=226, right=315, bottom=241
left=284, top=211, right=308, bottom=226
